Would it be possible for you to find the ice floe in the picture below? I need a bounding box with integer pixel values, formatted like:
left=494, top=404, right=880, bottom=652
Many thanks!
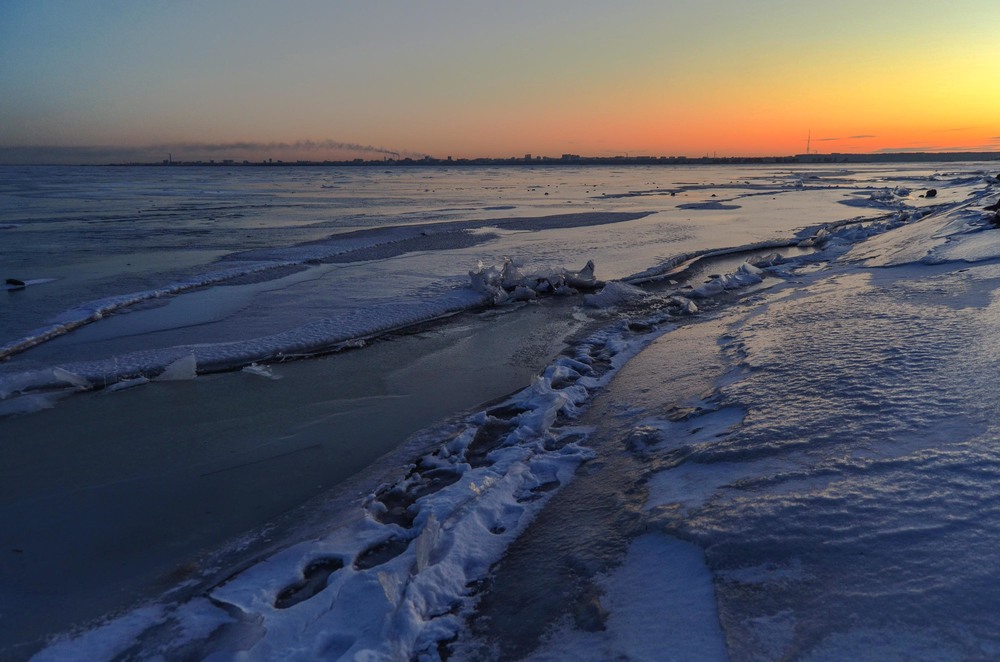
left=155, top=353, right=198, bottom=381
left=241, top=363, right=282, bottom=380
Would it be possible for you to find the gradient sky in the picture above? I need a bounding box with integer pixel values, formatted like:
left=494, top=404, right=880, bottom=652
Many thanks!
left=2, top=0, right=999, bottom=163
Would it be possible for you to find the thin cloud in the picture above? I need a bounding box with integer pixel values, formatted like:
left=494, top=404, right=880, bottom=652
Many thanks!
left=815, top=135, right=876, bottom=142
left=149, top=140, right=423, bottom=157
left=874, top=144, right=1000, bottom=153
left=938, top=144, right=1000, bottom=152
left=934, top=145, right=1000, bottom=152
left=872, top=146, right=935, bottom=153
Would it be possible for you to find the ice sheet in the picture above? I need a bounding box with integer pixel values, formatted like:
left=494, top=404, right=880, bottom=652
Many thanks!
left=14, top=163, right=1000, bottom=660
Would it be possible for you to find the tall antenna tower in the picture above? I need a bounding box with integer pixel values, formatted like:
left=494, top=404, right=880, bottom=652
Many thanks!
left=806, top=130, right=811, bottom=155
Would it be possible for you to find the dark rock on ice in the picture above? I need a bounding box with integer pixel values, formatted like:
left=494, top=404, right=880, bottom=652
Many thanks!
left=925, top=188, right=937, bottom=198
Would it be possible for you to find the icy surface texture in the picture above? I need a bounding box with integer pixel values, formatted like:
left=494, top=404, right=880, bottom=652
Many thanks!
left=32, top=311, right=674, bottom=660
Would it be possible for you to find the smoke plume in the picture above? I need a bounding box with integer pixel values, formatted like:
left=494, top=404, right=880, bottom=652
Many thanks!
left=0, top=140, right=426, bottom=164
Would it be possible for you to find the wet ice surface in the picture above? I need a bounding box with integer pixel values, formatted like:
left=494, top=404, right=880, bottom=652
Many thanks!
left=470, top=193, right=1000, bottom=659
left=6, top=163, right=1000, bottom=659
left=521, top=534, right=728, bottom=662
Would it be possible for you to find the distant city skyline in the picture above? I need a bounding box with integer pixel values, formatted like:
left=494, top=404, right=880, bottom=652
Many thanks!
left=5, top=143, right=1000, bottom=167
left=2, top=1, right=999, bottom=164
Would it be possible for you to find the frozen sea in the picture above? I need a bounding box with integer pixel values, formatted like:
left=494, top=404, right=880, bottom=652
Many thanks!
left=3, top=163, right=1000, bottom=660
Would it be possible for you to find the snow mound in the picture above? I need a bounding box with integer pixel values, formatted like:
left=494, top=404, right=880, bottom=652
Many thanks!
left=470, top=258, right=604, bottom=305
left=583, top=281, right=649, bottom=309
left=687, top=262, right=764, bottom=298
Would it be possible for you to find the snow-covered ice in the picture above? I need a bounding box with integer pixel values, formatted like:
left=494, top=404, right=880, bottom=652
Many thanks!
left=7, top=163, right=1000, bottom=660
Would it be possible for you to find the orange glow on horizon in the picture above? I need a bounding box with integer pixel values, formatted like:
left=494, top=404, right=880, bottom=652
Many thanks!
left=2, top=1, right=998, bottom=163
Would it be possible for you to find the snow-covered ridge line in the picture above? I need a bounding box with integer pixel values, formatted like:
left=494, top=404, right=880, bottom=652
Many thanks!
left=0, top=257, right=604, bottom=408
left=32, top=309, right=682, bottom=661
left=0, top=225, right=444, bottom=364
left=0, top=293, right=490, bottom=406
left=1, top=212, right=651, bottom=365
left=0, top=260, right=295, bottom=362
left=622, top=208, right=931, bottom=286
left=622, top=239, right=797, bottom=286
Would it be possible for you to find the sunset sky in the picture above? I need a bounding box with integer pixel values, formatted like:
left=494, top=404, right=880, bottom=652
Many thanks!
left=2, top=0, right=999, bottom=163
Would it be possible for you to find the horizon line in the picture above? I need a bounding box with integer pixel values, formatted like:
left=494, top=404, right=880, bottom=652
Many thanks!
left=4, top=149, right=1000, bottom=167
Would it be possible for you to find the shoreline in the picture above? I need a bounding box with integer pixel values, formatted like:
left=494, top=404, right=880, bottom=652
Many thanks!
left=4, top=152, right=1000, bottom=168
